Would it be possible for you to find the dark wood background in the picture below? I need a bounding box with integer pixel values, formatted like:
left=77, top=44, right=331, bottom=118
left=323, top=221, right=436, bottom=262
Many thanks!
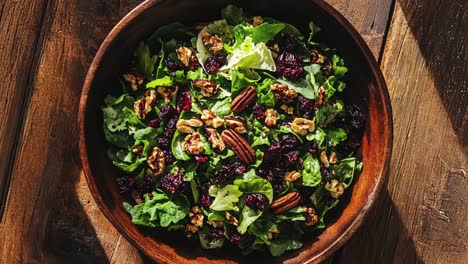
left=0, top=0, right=466, bottom=263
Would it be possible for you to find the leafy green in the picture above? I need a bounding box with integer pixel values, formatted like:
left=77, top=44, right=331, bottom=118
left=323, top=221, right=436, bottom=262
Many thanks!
left=146, top=76, right=173, bottom=88
left=209, top=185, right=243, bottom=211
left=315, top=100, right=344, bottom=126
left=331, top=54, right=348, bottom=78
left=221, top=4, right=244, bottom=25
left=107, top=147, right=142, bottom=173
left=102, top=95, right=136, bottom=148
left=334, top=157, right=362, bottom=187
left=171, top=130, right=191, bottom=161
left=256, top=78, right=276, bottom=107
left=276, top=206, right=306, bottom=221
left=124, top=192, right=190, bottom=227
left=211, top=97, right=232, bottom=117
left=147, top=22, right=196, bottom=47
left=199, top=226, right=225, bottom=249
left=135, top=42, right=157, bottom=80
left=234, top=176, right=273, bottom=202
left=302, top=154, right=321, bottom=187
left=251, top=23, right=285, bottom=43
left=307, top=21, right=321, bottom=46
left=220, top=36, right=276, bottom=71
left=327, top=127, right=347, bottom=146
left=277, top=76, right=314, bottom=99
left=230, top=68, right=260, bottom=95
left=269, top=239, right=303, bottom=256
left=237, top=206, right=262, bottom=234
left=323, top=76, right=346, bottom=98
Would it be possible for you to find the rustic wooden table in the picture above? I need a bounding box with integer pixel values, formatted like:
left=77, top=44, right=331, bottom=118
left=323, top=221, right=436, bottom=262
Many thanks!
left=0, top=0, right=466, bottom=263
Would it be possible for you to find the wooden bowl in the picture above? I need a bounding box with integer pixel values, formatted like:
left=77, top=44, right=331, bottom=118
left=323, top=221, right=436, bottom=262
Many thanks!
left=79, top=0, right=393, bottom=263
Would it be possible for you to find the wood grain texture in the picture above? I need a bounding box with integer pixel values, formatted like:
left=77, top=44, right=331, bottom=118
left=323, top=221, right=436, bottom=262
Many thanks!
left=0, top=0, right=49, bottom=218
left=336, top=0, right=468, bottom=263
left=0, top=0, right=395, bottom=263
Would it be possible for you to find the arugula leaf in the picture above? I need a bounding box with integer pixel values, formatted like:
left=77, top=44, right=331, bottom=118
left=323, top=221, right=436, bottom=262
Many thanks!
left=237, top=206, right=262, bottom=234
left=302, top=154, right=321, bottom=187
left=315, top=100, right=344, bottom=126
left=256, top=78, right=276, bottom=107
left=326, top=127, right=347, bottom=146
left=171, top=130, right=191, bottom=161
left=135, top=42, right=157, bottom=80
left=107, top=147, right=142, bottom=173
left=269, top=239, right=303, bottom=256
left=251, top=23, right=285, bottom=43
left=230, top=68, right=260, bottom=95
left=334, top=157, right=362, bottom=188
left=220, top=37, right=276, bottom=71
left=276, top=206, right=306, bottom=221
left=221, top=4, right=244, bottom=25
left=146, top=76, right=173, bottom=88
left=209, top=185, right=243, bottom=211
left=331, top=54, right=348, bottom=78
left=124, top=192, right=190, bottom=227
left=323, top=76, right=346, bottom=98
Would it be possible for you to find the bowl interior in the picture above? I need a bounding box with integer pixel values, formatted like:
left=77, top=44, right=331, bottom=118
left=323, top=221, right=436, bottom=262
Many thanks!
left=80, top=0, right=392, bottom=263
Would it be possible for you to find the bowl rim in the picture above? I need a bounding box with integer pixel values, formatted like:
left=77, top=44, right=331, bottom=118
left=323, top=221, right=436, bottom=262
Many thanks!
left=78, top=0, right=393, bottom=262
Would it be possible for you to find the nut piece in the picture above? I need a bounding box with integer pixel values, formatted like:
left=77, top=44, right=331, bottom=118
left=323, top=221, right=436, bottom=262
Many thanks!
left=304, top=207, right=319, bottom=226
left=185, top=206, right=204, bottom=237
left=202, top=32, right=224, bottom=53
left=231, top=86, right=257, bottom=112
left=176, top=118, right=204, bottom=134
left=134, top=90, right=157, bottom=119
left=123, top=72, right=144, bottom=91
left=285, top=171, right=302, bottom=182
left=201, top=109, right=224, bottom=128
left=157, top=86, right=178, bottom=103
left=291, top=118, right=315, bottom=136
left=325, top=179, right=345, bottom=198
left=221, top=129, right=255, bottom=164
left=270, top=192, right=301, bottom=215
left=322, top=60, right=333, bottom=76
left=280, top=104, right=294, bottom=115
left=132, top=145, right=144, bottom=156
left=224, top=116, right=247, bottom=134
left=147, top=147, right=165, bottom=175
left=252, top=16, right=264, bottom=27
left=131, top=190, right=144, bottom=204
left=206, top=128, right=225, bottom=152
left=310, top=48, right=326, bottom=64
left=193, top=79, right=219, bottom=97
left=224, top=211, right=239, bottom=226
left=176, top=47, right=200, bottom=71
left=265, top=109, right=280, bottom=127
left=271, top=83, right=297, bottom=103
left=320, top=151, right=330, bottom=168
left=207, top=220, right=224, bottom=228
left=182, top=132, right=205, bottom=155
left=316, top=86, right=326, bottom=107
left=329, top=152, right=338, bottom=165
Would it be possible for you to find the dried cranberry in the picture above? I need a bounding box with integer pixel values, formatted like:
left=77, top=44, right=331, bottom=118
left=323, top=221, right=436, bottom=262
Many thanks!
left=205, top=55, right=227, bottom=75
left=209, top=228, right=225, bottom=240
left=165, top=57, right=183, bottom=72
left=116, top=176, right=135, bottom=193
left=195, top=156, right=208, bottom=163
left=137, top=176, right=157, bottom=194
left=320, top=165, right=332, bottom=182
left=213, top=162, right=244, bottom=185
left=160, top=105, right=177, bottom=120
left=279, top=134, right=298, bottom=148
left=297, top=95, right=315, bottom=119
left=252, top=105, right=265, bottom=120
left=160, top=173, right=184, bottom=193
left=277, top=33, right=298, bottom=52
left=244, top=193, right=269, bottom=211
left=284, top=150, right=299, bottom=164
left=277, top=52, right=304, bottom=79
left=158, top=137, right=170, bottom=147
left=148, top=118, right=162, bottom=128
left=200, top=193, right=213, bottom=208
left=309, top=144, right=319, bottom=155
left=164, top=116, right=178, bottom=138
left=234, top=164, right=246, bottom=175
left=177, top=91, right=192, bottom=113
left=263, top=142, right=282, bottom=165
left=163, top=149, right=176, bottom=165
left=229, top=231, right=245, bottom=244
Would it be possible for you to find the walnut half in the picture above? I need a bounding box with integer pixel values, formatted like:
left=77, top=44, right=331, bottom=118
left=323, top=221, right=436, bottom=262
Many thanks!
left=202, top=32, right=224, bottom=53
left=290, top=118, right=315, bottom=136
left=265, top=109, right=280, bottom=127
left=224, top=116, right=247, bottom=134
left=271, top=83, right=298, bottom=103
left=193, top=79, right=219, bottom=97
left=325, top=179, right=345, bottom=198
left=176, top=118, right=204, bottom=134
left=182, top=132, right=205, bottom=155
left=147, top=147, right=165, bottom=175
left=201, top=109, right=224, bottom=128
left=206, top=128, right=225, bottom=152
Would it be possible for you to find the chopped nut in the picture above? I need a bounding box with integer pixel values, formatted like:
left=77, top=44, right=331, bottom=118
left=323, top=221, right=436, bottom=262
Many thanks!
left=132, top=145, right=144, bottom=156
left=265, top=109, right=280, bottom=127
left=193, top=79, right=219, bottom=97
left=224, top=116, right=247, bottom=134
left=224, top=211, right=239, bottom=226
left=202, top=32, right=224, bottom=53
left=271, top=83, right=298, bottom=103
left=131, top=190, right=143, bottom=204
left=325, top=179, right=345, bottom=198
left=322, top=60, right=333, bottom=76
left=207, top=220, right=224, bottom=228
left=176, top=47, right=200, bottom=71
left=182, top=132, right=205, bottom=155
left=147, top=147, right=165, bottom=175
left=291, top=118, right=315, bottom=136
left=189, top=206, right=204, bottom=227
left=206, top=128, right=225, bottom=152
left=329, top=152, right=338, bottom=165
left=285, top=171, right=302, bottom=182
left=280, top=104, right=295, bottom=115
left=123, top=72, right=144, bottom=91
left=176, top=118, right=204, bottom=133
left=134, top=90, right=157, bottom=119
left=320, top=151, right=330, bottom=168
left=185, top=223, right=199, bottom=238
left=304, top=207, right=319, bottom=226
left=157, top=86, right=178, bottom=103
left=252, top=16, right=264, bottom=27
left=201, top=109, right=224, bottom=128
left=316, top=86, right=326, bottom=107
left=268, top=43, right=280, bottom=59
left=310, top=48, right=326, bottom=64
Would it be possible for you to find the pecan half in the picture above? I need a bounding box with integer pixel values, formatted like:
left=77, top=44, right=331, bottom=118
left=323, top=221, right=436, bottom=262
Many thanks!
left=270, top=192, right=301, bottom=215
left=221, top=129, right=255, bottom=164
left=230, top=86, right=257, bottom=112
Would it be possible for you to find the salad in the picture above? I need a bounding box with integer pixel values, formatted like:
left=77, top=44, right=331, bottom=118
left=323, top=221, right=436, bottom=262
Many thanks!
left=102, top=5, right=365, bottom=256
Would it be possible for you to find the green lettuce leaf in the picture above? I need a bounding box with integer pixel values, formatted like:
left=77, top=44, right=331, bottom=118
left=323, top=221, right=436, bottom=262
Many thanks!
left=334, top=157, right=362, bottom=188
left=211, top=97, right=232, bottom=117
left=135, top=42, right=157, bottom=80
left=220, top=36, right=276, bottom=71
left=171, top=130, right=191, bottom=161
left=237, top=206, right=262, bottom=234
left=269, top=239, right=303, bottom=256
left=146, top=76, right=173, bottom=88
left=221, top=4, right=244, bottom=25
left=323, top=76, right=346, bottom=98
left=209, top=184, right=243, bottom=211
left=302, top=154, right=321, bottom=187
left=331, top=54, right=348, bottom=78
left=256, top=78, right=276, bottom=107
left=234, top=176, right=273, bottom=202
left=230, top=68, right=261, bottom=95
left=315, top=100, right=344, bottom=126
left=107, top=147, right=142, bottom=173
left=276, top=206, right=306, bottom=221
left=326, top=127, right=347, bottom=146
left=251, top=23, right=285, bottom=43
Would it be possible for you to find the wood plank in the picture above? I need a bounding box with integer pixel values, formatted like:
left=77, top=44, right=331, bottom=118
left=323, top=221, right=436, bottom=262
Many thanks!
left=337, top=0, right=467, bottom=263
left=0, top=0, right=48, bottom=218
left=0, top=0, right=394, bottom=263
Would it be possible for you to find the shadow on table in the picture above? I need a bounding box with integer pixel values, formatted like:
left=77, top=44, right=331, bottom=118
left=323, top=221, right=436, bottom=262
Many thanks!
left=332, top=187, right=423, bottom=263
left=398, top=0, right=467, bottom=149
